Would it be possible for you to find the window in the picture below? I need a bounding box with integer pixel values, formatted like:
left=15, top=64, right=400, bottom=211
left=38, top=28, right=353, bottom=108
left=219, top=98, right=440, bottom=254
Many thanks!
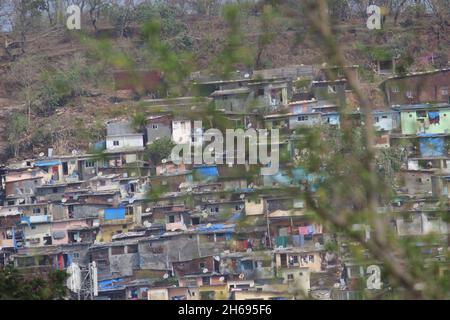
left=257, top=88, right=265, bottom=96
left=328, top=85, right=337, bottom=94
left=287, top=274, right=294, bottom=281
left=32, top=208, right=41, bottom=214
left=391, top=86, right=400, bottom=93
left=127, top=245, right=138, bottom=253
left=416, top=110, right=427, bottom=118
left=403, top=214, right=413, bottom=223
left=406, top=90, right=413, bottom=99
left=441, top=87, right=449, bottom=96
left=152, top=124, right=158, bottom=129
left=52, top=188, right=59, bottom=194
left=374, top=116, right=380, bottom=123
left=111, top=246, right=125, bottom=255
left=168, top=215, right=175, bottom=223
left=85, top=160, right=95, bottom=168
left=113, top=141, right=120, bottom=146
left=309, top=255, right=315, bottom=263
left=202, top=276, right=210, bottom=285
left=199, top=262, right=205, bottom=269
left=298, top=116, right=309, bottom=122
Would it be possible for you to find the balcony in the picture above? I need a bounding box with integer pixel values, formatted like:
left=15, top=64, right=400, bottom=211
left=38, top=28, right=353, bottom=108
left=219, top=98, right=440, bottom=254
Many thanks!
left=21, top=215, right=52, bottom=225
left=100, top=215, right=133, bottom=226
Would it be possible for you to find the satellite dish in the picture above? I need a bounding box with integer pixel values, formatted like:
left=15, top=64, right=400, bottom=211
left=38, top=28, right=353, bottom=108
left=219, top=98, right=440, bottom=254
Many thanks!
left=98, top=172, right=103, bottom=176
left=206, top=223, right=212, bottom=228
left=240, top=194, right=245, bottom=199
left=145, top=208, right=151, bottom=213
left=143, top=221, right=152, bottom=228
left=61, top=198, right=67, bottom=203
left=161, top=159, right=167, bottom=164
left=203, top=268, right=209, bottom=274
left=163, top=273, right=169, bottom=279
left=239, top=273, right=245, bottom=279
left=219, top=276, right=225, bottom=282
left=39, top=152, right=45, bottom=157
left=214, top=256, right=220, bottom=261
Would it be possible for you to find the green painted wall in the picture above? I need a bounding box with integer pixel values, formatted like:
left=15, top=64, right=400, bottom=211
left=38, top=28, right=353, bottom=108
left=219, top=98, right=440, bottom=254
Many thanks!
left=401, top=109, right=450, bottom=134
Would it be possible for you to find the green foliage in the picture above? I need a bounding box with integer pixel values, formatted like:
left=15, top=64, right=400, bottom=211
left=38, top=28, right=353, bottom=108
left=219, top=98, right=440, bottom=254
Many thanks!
left=146, top=137, right=175, bottom=165
left=0, top=267, right=68, bottom=300
left=31, top=127, right=52, bottom=146
left=131, top=111, right=146, bottom=131
left=211, top=4, right=254, bottom=78
left=6, top=112, right=28, bottom=157
left=34, top=60, right=86, bottom=115
left=141, top=19, right=194, bottom=96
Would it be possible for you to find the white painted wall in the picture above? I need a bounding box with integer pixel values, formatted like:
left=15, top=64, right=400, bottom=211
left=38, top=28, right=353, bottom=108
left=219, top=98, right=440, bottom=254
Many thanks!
left=172, top=120, right=192, bottom=144
left=106, top=135, right=144, bottom=150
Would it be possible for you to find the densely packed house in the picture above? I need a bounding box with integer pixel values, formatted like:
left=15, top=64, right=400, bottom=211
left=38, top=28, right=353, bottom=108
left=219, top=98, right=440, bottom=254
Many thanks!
left=0, top=65, right=449, bottom=300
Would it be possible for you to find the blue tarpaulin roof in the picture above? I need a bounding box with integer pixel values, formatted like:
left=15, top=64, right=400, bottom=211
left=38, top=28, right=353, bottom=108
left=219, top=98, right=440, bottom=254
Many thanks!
left=195, top=166, right=219, bottom=176
left=227, top=212, right=242, bottom=222
left=104, top=208, right=126, bottom=220
left=98, top=278, right=126, bottom=291
left=35, top=160, right=61, bottom=167
left=196, top=223, right=235, bottom=233
left=419, top=136, right=444, bottom=157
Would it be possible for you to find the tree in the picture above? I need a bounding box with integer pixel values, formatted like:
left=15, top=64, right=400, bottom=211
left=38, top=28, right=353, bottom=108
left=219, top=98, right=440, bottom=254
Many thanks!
left=8, top=55, right=44, bottom=125
left=0, top=266, right=68, bottom=300
left=11, top=0, right=47, bottom=53
left=6, top=112, right=28, bottom=158
left=146, top=137, right=175, bottom=165
left=106, top=0, right=136, bottom=38
left=254, top=4, right=276, bottom=69
left=87, top=0, right=105, bottom=31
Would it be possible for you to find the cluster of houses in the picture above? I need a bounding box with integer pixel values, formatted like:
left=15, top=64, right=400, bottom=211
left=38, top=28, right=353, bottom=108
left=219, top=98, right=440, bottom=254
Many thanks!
left=0, top=64, right=449, bottom=300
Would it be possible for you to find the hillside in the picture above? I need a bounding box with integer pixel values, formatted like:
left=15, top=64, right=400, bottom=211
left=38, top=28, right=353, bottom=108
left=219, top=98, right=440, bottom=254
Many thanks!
left=0, top=7, right=448, bottom=163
